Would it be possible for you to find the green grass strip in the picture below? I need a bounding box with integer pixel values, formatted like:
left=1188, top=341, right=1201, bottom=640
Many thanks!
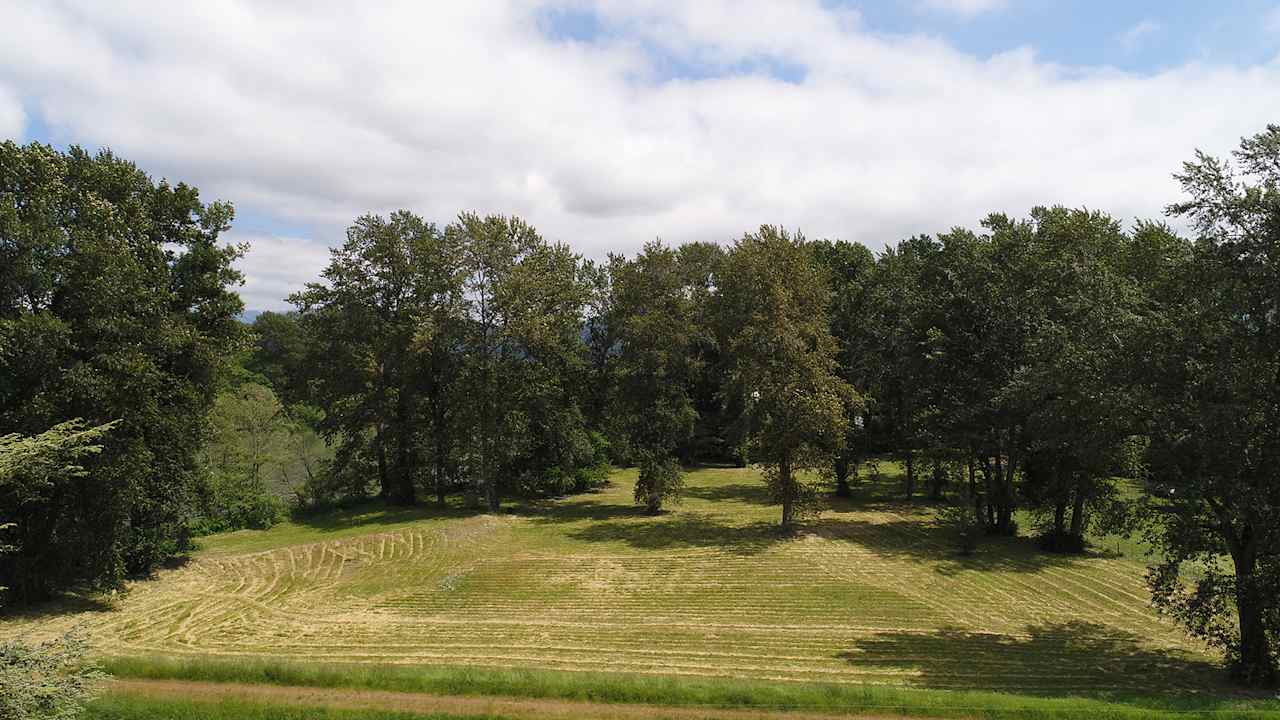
left=101, top=655, right=1280, bottom=719
left=87, top=694, right=502, bottom=720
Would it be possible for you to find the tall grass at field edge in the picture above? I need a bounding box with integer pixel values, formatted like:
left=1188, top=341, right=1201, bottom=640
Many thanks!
left=100, top=655, right=1280, bottom=719
left=87, top=694, right=502, bottom=720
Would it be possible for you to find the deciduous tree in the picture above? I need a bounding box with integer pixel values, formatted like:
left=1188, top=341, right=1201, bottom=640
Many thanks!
left=717, top=227, right=856, bottom=529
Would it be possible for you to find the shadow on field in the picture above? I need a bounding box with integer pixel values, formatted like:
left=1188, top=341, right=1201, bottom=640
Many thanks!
left=514, top=498, right=649, bottom=523
left=0, top=592, right=117, bottom=621
left=682, top=482, right=773, bottom=505
left=292, top=501, right=472, bottom=533
left=837, top=620, right=1224, bottom=696
left=812, top=516, right=1075, bottom=574
left=565, top=513, right=783, bottom=555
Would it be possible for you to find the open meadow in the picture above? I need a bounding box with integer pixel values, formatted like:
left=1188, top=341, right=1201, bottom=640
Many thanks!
left=8, top=462, right=1268, bottom=720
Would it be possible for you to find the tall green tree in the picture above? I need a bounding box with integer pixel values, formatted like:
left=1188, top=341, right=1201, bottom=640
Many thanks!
left=293, top=211, right=465, bottom=506
left=612, top=240, right=700, bottom=513
left=452, top=213, right=590, bottom=511
left=717, top=227, right=856, bottom=528
left=1141, top=126, right=1280, bottom=686
left=675, top=241, right=734, bottom=463
left=809, top=239, right=876, bottom=496
left=245, top=311, right=310, bottom=406
left=1006, top=208, right=1141, bottom=551
left=0, top=142, right=244, bottom=597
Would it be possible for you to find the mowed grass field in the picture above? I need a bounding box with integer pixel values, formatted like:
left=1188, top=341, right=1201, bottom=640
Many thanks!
left=1, top=464, right=1245, bottom=706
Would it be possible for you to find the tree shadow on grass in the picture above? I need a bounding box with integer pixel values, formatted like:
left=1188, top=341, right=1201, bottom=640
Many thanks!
left=837, top=621, right=1233, bottom=700
left=290, top=499, right=473, bottom=533
left=564, top=513, right=784, bottom=555
left=514, top=497, right=650, bottom=523
left=682, top=482, right=773, bottom=505
left=810, top=515, right=1078, bottom=575
left=0, top=592, right=117, bottom=622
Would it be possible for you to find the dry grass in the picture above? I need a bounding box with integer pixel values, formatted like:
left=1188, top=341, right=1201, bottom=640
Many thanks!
left=2, top=464, right=1226, bottom=696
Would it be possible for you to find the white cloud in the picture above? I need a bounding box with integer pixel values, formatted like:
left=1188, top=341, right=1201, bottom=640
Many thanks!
left=917, top=0, right=1008, bottom=18
left=0, top=84, right=23, bottom=139
left=227, top=233, right=331, bottom=312
left=0, top=1, right=1276, bottom=310
left=1119, top=19, right=1160, bottom=51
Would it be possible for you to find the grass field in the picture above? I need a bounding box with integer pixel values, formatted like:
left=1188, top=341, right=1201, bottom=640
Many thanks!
left=5, top=464, right=1274, bottom=717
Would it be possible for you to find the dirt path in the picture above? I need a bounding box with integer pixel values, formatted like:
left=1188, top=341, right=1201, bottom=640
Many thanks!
left=109, top=678, right=928, bottom=719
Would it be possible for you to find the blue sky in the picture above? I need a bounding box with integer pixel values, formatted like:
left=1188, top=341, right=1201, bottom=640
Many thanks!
left=534, top=1, right=1280, bottom=82
left=3, top=1, right=1278, bottom=311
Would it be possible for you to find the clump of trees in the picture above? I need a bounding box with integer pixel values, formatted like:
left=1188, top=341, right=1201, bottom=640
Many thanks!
left=0, top=141, right=244, bottom=601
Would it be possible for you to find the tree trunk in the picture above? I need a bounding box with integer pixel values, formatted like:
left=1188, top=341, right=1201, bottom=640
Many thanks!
left=967, top=454, right=976, bottom=498
left=906, top=450, right=916, bottom=497
left=1231, top=531, right=1276, bottom=686
left=1068, top=487, right=1086, bottom=540
left=485, top=475, right=500, bottom=513
left=374, top=423, right=389, bottom=500
left=780, top=451, right=795, bottom=529
left=834, top=456, right=851, bottom=497
left=388, top=396, right=417, bottom=506
left=430, top=358, right=450, bottom=507
left=992, top=448, right=1017, bottom=536
left=646, top=492, right=663, bottom=515
left=390, top=438, right=416, bottom=506
left=929, top=463, right=945, bottom=500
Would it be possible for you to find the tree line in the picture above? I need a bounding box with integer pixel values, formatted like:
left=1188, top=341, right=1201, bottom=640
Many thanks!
left=1, top=126, right=1277, bottom=685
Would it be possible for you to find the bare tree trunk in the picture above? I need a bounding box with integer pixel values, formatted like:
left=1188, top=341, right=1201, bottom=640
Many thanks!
left=1052, top=501, right=1067, bottom=538
left=967, top=453, right=976, bottom=498
left=780, top=451, right=795, bottom=529
left=1230, top=528, right=1275, bottom=685
left=834, top=455, right=851, bottom=497
left=374, top=423, right=389, bottom=501
left=906, top=448, right=916, bottom=499
left=1068, top=486, right=1086, bottom=540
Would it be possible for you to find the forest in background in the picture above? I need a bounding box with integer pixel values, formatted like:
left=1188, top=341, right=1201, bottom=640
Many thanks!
left=1, top=125, right=1278, bottom=686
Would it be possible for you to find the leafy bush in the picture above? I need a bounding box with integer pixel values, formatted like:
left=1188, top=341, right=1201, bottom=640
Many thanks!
left=195, top=385, right=333, bottom=529
left=191, top=474, right=286, bottom=535
left=634, top=452, right=684, bottom=514
left=0, top=631, right=104, bottom=720
left=573, top=432, right=612, bottom=492
left=938, top=500, right=982, bottom=556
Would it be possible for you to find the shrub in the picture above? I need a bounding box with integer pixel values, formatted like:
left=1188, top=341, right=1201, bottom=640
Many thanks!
left=938, top=500, right=982, bottom=556
left=0, top=631, right=104, bottom=720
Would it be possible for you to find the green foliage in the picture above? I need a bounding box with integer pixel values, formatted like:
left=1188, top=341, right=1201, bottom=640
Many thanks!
left=293, top=211, right=466, bottom=507
left=716, top=226, right=857, bottom=527
left=938, top=500, right=982, bottom=556
left=633, top=451, right=684, bottom=514
left=244, top=312, right=311, bottom=406
left=194, top=381, right=333, bottom=530
left=195, top=383, right=291, bottom=532
left=611, top=241, right=700, bottom=512
left=1139, top=125, right=1280, bottom=687
left=452, top=212, right=591, bottom=511
left=1, top=631, right=104, bottom=720
left=0, top=141, right=244, bottom=600
left=0, top=420, right=118, bottom=602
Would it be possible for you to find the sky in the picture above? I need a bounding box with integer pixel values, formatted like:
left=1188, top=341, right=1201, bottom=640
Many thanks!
left=2, top=1, right=1278, bottom=312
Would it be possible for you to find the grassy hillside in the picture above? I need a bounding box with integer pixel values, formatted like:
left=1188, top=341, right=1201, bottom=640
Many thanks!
left=0, top=465, right=1232, bottom=699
